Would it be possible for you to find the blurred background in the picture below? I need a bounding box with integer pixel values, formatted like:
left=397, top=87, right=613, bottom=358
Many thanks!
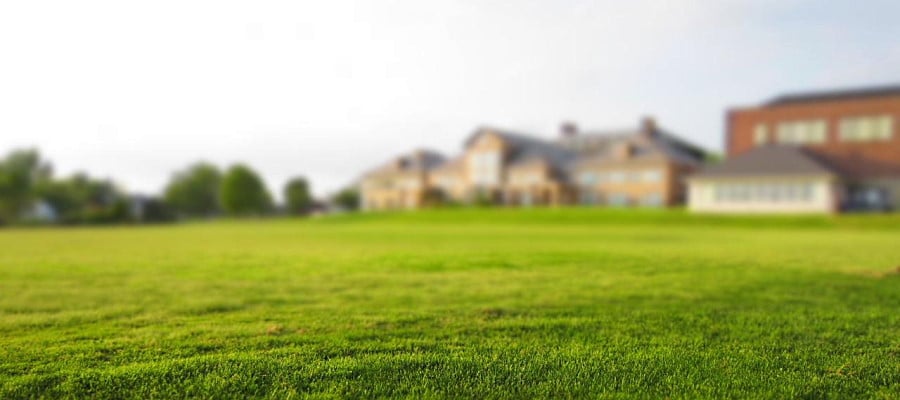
left=1, top=1, right=898, bottom=225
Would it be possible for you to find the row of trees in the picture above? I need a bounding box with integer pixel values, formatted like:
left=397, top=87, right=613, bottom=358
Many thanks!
left=0, top=150, right=131, bottom=224
left=163, top=162, right=314, bottom=218
left=0, top=149, right=359, bottom=226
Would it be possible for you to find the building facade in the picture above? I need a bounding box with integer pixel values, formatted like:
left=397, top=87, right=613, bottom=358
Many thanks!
left=688, top=146, right=845, bottom=214
left=359, top=150, right=447, bottom=210
left=361, top=118, right=707, bottom=211
left=691, top=85, right=900, bottom=213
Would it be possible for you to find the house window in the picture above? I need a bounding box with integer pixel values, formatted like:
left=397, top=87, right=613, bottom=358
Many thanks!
left=521, top=192, right=533, bottom=206
left=734, top=185, right=752, bottom=202
left=712, top=182, right=817, bottom=203
left=776, top=120, right=827, bottom=144
left=596, top=172, right=609, bottom=184
left=607, top=193, right=629, bottom=207
left=401, top=178, right=419, bottom=189
left=608, top=171, right=625, bottom=183
left=437, top=176, right=456, bottom=189
left=471, top=152, right=501, bottom=186
left=714, top=185, right=726, bottom=202
left=640, top=193, right=663, bottom=207
left=641, top=170, right=662, bottom=183
left=579, top=172, right=598, bottom=186
left=800, top=184, right=814, bottom=201
left=839, top=115, right=893, bottom=142
left=580, top=191, right=599, bottom=205
left=754, top=124, right=768, bottom=145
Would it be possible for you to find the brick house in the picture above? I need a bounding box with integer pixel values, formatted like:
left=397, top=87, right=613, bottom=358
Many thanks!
left=689, top=85, right=900, bottom=213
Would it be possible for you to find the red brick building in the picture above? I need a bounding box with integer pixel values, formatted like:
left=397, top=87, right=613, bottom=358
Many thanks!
left=690, top=85, right=900, bottom=213
left=727, top=86, right=900, bottom=178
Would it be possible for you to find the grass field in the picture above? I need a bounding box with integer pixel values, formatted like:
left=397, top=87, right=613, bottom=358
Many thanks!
left=1, top=208, right=899, bottom=398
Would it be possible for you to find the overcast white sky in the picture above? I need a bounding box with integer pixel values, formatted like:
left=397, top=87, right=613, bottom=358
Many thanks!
left=1, top=0, right=898, bottom=198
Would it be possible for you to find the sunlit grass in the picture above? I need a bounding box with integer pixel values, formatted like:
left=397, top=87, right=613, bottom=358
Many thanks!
left=1, top=208, right=898, bottom=398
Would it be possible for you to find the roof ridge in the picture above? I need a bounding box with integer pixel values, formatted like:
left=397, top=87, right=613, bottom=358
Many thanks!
left=793, top=147, right=844, bottom=174
left=765, top=84, right=900, bottom=106
left=694, top=145, right=841, bottom=178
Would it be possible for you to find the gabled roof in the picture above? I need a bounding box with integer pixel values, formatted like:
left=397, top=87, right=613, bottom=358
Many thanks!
left=362, top=149, right=446, bottom=179
left=560, top=127, right=707, bottom=166
left=430, top=155, right=465, bottom=173
left=461, top=122, right=708, bottom=176
left=692, top=146, right=841, bottom=178
left=764, top=84, right=900, bottom=107
left=465, top=127, right=577, bottom=171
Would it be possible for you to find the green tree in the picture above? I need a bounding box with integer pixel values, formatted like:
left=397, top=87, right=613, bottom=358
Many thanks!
left=331, top=187, right=360, bottom=211
left=283, top=177, right=312, bottom=215
left=34, top=172, right=127, bottom=224
left=0, top=149, right=52, bottom=223
left=35, top=178, right=82, bottom=223
left=163, top=162, right=222, bottom=218
left=220, top=164, right=272, bottom=216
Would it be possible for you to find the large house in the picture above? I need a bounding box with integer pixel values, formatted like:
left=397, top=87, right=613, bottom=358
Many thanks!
left=360, top=118, right=707, bottom=210
left=689, top=85, right=900, bottom=213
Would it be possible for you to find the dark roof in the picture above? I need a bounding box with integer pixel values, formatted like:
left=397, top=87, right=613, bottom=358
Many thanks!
left=764, top=84, right=900, bottom=107
left=363, top=149, right=446, bottom=178
left=693, top=146, right=841, bottom=178
left=465, top=127, right=577, bottom=170
left=812, top=152, right=900, bottom=179
left=431, top=155, right=465, bottom=172
left=457, top=123, right=708, bottom=183
left=558, top=127, right=707, bottom=166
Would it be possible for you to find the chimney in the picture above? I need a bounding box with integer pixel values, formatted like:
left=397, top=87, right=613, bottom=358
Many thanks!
left=640, top=116, right=658, bottom=140
left=560, top=122, right=578, bottom=138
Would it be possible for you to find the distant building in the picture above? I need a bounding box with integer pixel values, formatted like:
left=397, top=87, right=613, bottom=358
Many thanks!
left=359, top=150, right=447, bottom=210
left=360, top=118, right=707, bottom=210
left=128, top=195, right=174, bottom=223
left=22, top=200, right=58, bottom=223
left=690, top=85, right=900, bottom=213
left=688, top=146, right=845, bottom=214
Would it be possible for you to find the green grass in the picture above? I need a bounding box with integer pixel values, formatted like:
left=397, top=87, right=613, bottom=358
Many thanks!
left=1, top=208, right=898, bottom=399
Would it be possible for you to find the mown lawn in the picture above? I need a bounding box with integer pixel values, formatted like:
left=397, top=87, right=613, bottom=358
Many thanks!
left=0, top=208, right=898, bottom=398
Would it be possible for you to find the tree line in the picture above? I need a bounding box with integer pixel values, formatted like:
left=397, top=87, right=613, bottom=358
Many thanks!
left=0, top=149, right=359, bottom=226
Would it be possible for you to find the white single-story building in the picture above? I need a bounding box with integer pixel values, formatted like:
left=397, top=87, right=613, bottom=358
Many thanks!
left=687, top=146, right=846, bottom=214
